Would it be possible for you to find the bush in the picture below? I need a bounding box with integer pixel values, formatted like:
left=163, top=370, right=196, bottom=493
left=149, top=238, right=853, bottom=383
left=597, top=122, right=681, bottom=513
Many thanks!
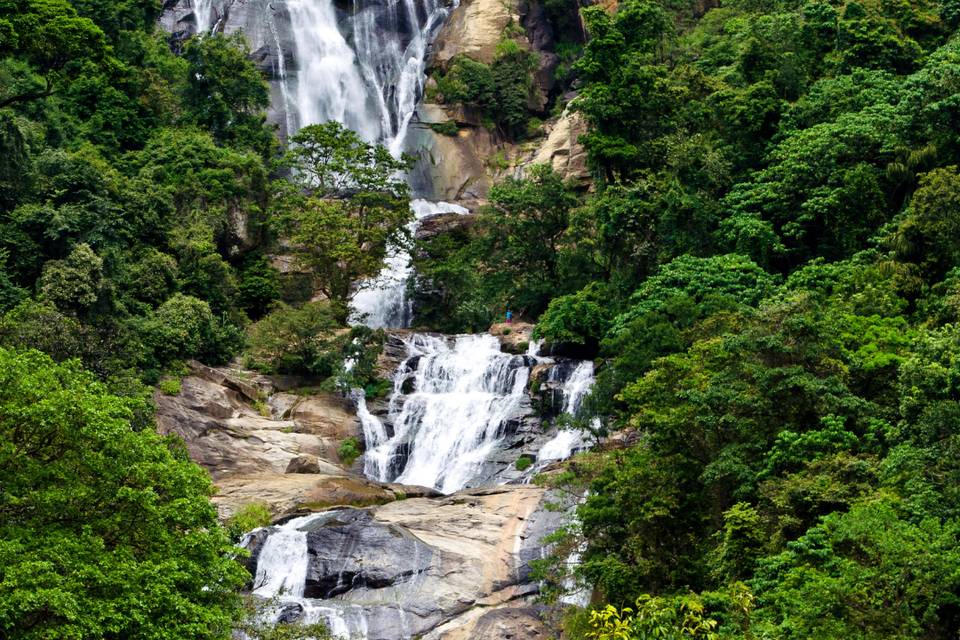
left=158, top=377, right=181, bottom=395
left=225, top=502, right=272, bottom=541
left=535, top=282, right=613, bottom=350
left=436, top=39, right=537, bottom=139
left=244, top=301, right=342, bottom=376
left=139, top=293, right=242, bottom=368
left=337, top=437, right=362, bottom=467
left=515, top=455, right=534, bottom=471
left=429, top=121, right=459, bottom=136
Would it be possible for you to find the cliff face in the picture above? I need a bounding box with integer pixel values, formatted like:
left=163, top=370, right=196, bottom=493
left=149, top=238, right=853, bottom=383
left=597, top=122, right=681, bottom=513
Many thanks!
left=158, top=0, right=592, bottom=201
left=406, top=0, right=591, bottom=200
left=160, top=0, right=299, bottom=138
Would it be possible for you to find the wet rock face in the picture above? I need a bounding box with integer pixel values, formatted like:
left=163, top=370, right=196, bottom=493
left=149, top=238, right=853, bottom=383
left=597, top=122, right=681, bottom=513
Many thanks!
left=303, top=509, right=434, bottom=598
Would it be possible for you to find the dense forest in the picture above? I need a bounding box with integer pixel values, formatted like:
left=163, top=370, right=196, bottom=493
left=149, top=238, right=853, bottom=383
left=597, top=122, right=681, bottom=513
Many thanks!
left=2, top=0, right=960, bottom=637
left=417, top=0, right=960, bottom=636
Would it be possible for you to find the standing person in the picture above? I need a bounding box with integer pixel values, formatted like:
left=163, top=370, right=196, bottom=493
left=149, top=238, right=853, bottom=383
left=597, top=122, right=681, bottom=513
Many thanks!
left=506, top=309, right=513, bottom=324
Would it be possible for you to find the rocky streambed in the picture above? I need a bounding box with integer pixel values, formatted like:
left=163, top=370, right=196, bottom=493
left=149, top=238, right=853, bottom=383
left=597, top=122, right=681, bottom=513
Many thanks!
left=156, top=338, right=593, bottom=638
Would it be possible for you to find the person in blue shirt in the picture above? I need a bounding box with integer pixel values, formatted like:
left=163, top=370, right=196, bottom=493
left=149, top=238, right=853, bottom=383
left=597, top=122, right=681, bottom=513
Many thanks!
left=505, top=309, right=513, bottom=324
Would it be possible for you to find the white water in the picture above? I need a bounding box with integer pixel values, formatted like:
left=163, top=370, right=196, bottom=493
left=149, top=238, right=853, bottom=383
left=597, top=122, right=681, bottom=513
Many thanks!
left=350, top=200, right=469, bottom=329
left=286, top=0, right=453, bottom=148
left=192, top=0, right=217, bottom=33
left=252, top=513, right=320, bottom=599
left=537, top=361, right=595, bottom=462
left=288, top=0, right=376, bottom=140
left=362, top=334, right=531, bottom=493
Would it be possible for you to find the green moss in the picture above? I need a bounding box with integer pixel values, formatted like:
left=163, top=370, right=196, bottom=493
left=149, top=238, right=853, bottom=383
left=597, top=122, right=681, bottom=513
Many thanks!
left=515, top=455, right=534, bottom=471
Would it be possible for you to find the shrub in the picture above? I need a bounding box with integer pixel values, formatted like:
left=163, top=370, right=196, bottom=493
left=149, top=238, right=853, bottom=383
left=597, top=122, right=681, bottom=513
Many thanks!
left=429, top=121, right=459, bottom=136
left=139, top=293, right=242, bottom=368
left=338, top=437, right=362, bottom=467
left=225, top=502, right=272, bottom=541
left=245, top=301, right=341, bottom=376
left=515, top=455, right=534, bottom=471
left=436, top=39, right=537, bottom=139
left=158, top=377, right=181, bottom=395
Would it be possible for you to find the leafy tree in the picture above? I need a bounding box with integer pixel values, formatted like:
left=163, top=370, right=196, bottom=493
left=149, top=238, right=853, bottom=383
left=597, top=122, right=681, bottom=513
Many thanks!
left=0, top=347, right=248, bottom=639
left=475, top=164, right=582, bottom=316
left=752, top=499, right=960, bottom=640
left=0, top=0, right=107, bottom=107
left=37, top=242, right=103, bottom=314
left=182, top=33, right=272, bottom=154
left=278, top=122, right=411, bottom=306
left=244, top=301, right=342, bottom=376
left=138, top=293, right=241, bottom=370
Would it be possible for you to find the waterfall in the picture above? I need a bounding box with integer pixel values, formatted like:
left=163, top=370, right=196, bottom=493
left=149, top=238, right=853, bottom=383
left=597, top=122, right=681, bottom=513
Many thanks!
left=287, top=0, right=376, bottom=140
left=252, top=514, right=318, bottom=599
left=350, top=200, right=469, bottom=329
left=192, top=0, right=217, bottom=33
left=287, top=0, right=453, bottom=149
left=363, top=334, right=532, bottom=493
left=536, top=362, right=595, bottom=462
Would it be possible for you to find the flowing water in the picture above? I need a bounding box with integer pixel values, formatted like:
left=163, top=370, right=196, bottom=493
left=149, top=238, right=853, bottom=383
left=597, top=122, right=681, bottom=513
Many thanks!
left=536, top=361, right=595, bottom=463
left=362, top=334, right=534, bottom=493
left=191, top=0, right=453, bottom=149
left=350, top=200, right=469, bottom=329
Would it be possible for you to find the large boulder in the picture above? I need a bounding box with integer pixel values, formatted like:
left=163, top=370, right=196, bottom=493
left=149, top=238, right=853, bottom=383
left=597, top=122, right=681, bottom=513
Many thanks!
left=489, top=322, right=535, bottom=354
left=522, top=107, right=590, bottom=187
left=212, top=472, right=400, bottom=519
left=246, top=485, right=566, bottom=640
left=303, top=509, right=435, bottom=597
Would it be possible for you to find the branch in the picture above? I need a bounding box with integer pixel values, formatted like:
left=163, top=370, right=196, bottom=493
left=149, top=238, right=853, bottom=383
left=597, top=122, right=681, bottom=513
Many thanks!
left=0, top=77, right=55, bottom=109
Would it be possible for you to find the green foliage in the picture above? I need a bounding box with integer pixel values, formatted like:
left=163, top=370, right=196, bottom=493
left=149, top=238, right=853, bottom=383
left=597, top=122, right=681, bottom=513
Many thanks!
left=337, top=436, right=362, bottom=467
left=182, top=33, right=272, bottom=154
left=436, top=39, right=538, bottom=138
left=428, top=120, right=459, bottom=136
left=245, top=301, right=342, bottom=376
left=0, top=347, right=247, bottom=639
left=277, top=121, right=412, bottom=305
left=535, top=282, right=614, bottom=351
left=139, top=293, right=241, bottom=370
left=225, top=503, right=272, bottom=541
left=37, top=242, right=103, bottom=314
left=158, top=376, right=181, bottom=396
left=515, top=455, right=534, bottom=471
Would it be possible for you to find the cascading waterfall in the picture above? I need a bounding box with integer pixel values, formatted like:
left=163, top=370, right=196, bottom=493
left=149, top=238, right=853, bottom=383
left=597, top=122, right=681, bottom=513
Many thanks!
left=350, top=200, right=469, bottom=329
left=192, top=0, right=217, bottom=33
left=288, top=0, right=453, bottom=148
left=362, top=334, right=533, bottom=493
left=215, top=0, right=600, bottom=630
left=537, top=361, right=595, bottom=462
left=287, top=0, right=376, bottom=140
left=252, top=514, right=316, bottom=599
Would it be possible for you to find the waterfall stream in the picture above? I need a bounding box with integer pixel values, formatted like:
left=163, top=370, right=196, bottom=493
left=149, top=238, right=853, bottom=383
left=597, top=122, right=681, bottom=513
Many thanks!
left=350, top=200, right=468, bottom=329
left=198, top=0, right=601, bottom=632
left=362, top=334, right=534, bottom=493
left=536, top=361, right=595, bottom=463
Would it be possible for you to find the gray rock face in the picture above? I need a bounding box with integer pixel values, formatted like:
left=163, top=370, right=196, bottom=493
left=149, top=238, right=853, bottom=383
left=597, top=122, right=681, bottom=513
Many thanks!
left=247, top=486, right=569, bottom=639
left=303, top=509, right=433, bottom=598
left=160, top=0, right=300, bottom=137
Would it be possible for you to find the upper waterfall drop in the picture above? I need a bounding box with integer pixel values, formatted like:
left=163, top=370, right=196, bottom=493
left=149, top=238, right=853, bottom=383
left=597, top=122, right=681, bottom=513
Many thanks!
left=287, top=0, right=376, bottom=140
left=183, top=0, right=455, bottom=151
